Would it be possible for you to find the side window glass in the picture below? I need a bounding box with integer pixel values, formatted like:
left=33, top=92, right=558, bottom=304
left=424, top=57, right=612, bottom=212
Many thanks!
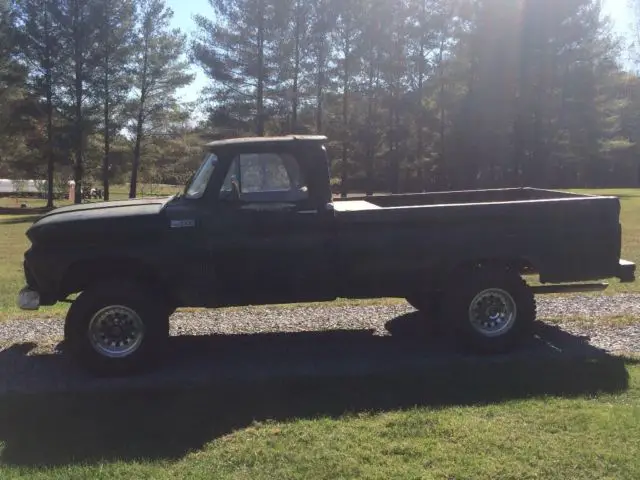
left=219, top=153, right=309, bottom=203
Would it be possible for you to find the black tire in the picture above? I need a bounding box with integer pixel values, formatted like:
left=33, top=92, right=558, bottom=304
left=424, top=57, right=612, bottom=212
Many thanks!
left=442, top=268, right=536, bottom=354
left=64, top=281, right=170, bottom=377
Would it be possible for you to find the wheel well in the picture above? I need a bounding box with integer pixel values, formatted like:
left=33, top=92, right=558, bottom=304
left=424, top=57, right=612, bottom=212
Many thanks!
left=59, top=257, right=176, bottom=307
left=443, top=258, right=537, bottom=285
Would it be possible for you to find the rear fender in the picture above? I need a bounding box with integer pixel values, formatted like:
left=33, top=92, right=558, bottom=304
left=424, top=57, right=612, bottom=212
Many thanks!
left=442, top=258, right=537, bottom=288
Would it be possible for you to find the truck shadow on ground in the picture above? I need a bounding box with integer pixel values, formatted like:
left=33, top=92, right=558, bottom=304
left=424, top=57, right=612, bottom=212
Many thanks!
left=0, top=312, right=634, bottom=468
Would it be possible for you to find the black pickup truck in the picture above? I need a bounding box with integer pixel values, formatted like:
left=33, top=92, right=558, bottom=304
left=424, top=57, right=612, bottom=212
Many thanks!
left=18, top=135, right=636, bottom=376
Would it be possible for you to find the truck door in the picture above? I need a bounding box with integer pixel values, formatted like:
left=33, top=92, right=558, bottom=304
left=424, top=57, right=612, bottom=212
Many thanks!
left=206, top=150, right=335, bottom=305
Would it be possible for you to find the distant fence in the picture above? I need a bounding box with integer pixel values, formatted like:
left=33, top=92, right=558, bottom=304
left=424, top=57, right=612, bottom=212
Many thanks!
left=0, top=179, right=41, bottom=193
left=0, top=179, right=45, bottom=198
left=0, top=179, right=73, bottom=199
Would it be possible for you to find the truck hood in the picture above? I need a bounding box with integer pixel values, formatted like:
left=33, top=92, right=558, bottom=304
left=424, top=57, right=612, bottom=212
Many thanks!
left=27, top=197, right=173, bottom=245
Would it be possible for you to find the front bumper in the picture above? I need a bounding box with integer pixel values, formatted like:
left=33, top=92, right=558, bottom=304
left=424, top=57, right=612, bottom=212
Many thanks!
left=17, top=286, right=40, bottom=310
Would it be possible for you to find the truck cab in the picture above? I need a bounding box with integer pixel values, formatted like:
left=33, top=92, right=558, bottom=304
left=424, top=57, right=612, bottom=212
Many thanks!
left=185, top=135, right=333, bottom=212
left=165, top=135, right=338, bottom=307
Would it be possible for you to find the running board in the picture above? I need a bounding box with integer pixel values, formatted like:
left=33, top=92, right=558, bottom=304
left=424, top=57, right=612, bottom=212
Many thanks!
left=531, top=283, right=609, bottom=295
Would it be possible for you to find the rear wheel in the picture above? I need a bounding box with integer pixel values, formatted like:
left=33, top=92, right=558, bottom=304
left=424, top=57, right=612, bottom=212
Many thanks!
left=443, top=267, right=536, bottom=353
left=64, top=281, right=170, bottom=377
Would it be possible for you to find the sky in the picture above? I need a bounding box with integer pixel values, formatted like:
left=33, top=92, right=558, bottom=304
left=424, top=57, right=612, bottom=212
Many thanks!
left=166, top=0, right=210, bottom=104
left=168, top=0, right=633, bottom=105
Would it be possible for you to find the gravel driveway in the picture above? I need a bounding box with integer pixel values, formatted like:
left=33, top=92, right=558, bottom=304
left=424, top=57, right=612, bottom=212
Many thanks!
left=0, top=294, right=638, bottom=394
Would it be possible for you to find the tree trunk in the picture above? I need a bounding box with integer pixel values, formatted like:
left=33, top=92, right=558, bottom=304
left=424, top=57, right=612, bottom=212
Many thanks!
left=74, top=101, right=82, bottom=203
left=44, top=3, right=54, bottom=209
left=73, top=3, right=83, bottom=205
left=388, top=100, right=396, bottom=194
left=102, top=0, right=111, bottom=201
left=365, top=43, right=376, bottom=196
left=103, top=56, right=110, bottom=201
left=256, top=0, right=265, bottom=136
left=46, top=81, right=54, bottom=208
left=130, top=110, right=143, bottom=199
left=393, top=97, right=401, bottom=193
left=316, top=52, right=324, bottom=133
left=130, top=31, right=149, bottom=199
left=437, top=35, right=446, bottom=189
left=416, top=1, right=426, bottom=191
left=340, top=27, right=350, bottom=198
left=315, top=29, right=325, bottom=131
left=291, top=1, right=301, bottom=132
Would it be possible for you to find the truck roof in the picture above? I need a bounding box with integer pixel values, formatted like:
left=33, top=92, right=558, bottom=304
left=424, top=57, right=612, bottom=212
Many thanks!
left=205, top=135, right=328, bottom=148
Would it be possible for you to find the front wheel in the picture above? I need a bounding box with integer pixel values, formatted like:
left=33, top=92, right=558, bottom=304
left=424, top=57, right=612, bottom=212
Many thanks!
left=64, top=281, right=170, bottom=377
left=443, top=268, right=536, bottom=354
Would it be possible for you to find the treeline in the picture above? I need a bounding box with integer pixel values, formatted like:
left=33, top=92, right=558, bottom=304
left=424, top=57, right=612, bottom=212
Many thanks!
left=2, top=0, right=640, bottom=204
left=193, top=0, right=640, bottom=194
left=0, top=0, right=195, bottom=205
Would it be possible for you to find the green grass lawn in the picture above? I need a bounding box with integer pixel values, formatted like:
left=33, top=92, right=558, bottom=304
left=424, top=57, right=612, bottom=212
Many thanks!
left=0, top=356, right=638, bottom=479
left=1, top=187, right=639, bottom=320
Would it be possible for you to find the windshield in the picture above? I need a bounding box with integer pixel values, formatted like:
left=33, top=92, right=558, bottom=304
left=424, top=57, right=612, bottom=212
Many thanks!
left=185, top=152, right=218, bottom=199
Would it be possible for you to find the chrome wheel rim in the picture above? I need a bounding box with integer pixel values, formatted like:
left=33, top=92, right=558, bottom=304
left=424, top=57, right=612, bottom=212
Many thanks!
left=468, top=288, right=517, bottom=337
left=88, top=305, right=145, bottom=358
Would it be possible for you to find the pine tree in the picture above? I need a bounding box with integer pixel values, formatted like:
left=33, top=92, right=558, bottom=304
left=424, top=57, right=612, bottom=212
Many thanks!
left=307, top=0, right=335, bottom=133
left=94, top=0, right=136, bottom=201
left=378, top=0, right=409, bottom=193
left=128, top=0, right=192, bottom=199
left=193, top=0, right=285, bottom=136
left=333, top=0, right=361, bottom=196
left=51, top=0, right=102, bottom=204
left=0, top=0, right=30, bottom=179
left=270, top=0, right=311, bottom=133
left=0, top=0, right=22, bottom=93
left=16, top=0, right=62, bottom=207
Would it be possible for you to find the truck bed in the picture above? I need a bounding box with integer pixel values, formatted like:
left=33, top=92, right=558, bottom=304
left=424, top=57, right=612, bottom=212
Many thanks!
left=331, top=187, right=624, bottom=287
left=332, top=188, right=616, bottom=221
left=333, top=187, right=596, bottom=210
